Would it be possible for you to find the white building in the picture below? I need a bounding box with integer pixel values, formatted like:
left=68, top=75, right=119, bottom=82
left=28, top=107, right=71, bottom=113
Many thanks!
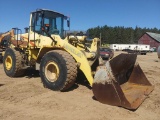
left=110, top=44, right=150, bottom=51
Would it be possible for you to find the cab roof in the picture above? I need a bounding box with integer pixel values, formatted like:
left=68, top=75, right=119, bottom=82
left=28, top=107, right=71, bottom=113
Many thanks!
left=31, top=9, right=67, bottom=18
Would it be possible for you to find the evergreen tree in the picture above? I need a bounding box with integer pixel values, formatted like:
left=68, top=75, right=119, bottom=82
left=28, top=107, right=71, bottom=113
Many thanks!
left=87, top=25, right=160, bottom=44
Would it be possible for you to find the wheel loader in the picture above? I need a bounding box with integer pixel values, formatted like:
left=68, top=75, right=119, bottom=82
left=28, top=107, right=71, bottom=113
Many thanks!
left=0, top=29, right=15, bottom=62
left=2, top=9, right=154, bottom=110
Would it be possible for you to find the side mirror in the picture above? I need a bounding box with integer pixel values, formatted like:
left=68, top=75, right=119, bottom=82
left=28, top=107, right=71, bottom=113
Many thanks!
left=67, top=20, right=70, bottom=27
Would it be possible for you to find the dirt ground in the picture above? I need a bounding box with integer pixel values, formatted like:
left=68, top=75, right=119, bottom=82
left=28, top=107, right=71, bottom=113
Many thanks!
left=0, top=51, right=160, bottom=120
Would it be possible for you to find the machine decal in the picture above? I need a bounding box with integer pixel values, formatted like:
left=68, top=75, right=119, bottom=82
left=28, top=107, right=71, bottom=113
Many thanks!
left=64, top=44, right=83, bottom=58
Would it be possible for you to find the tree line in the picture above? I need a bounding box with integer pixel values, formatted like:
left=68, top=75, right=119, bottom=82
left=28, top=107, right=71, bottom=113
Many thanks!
left=87, top=26, right=160, bottom=45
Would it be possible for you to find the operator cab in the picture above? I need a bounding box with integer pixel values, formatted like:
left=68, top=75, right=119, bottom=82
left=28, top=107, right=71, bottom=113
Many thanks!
left=30, top=9, right=69, bottom=38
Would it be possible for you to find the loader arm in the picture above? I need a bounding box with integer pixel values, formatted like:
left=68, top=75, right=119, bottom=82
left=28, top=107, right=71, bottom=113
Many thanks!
left=63, top=41, right=94, bottom=86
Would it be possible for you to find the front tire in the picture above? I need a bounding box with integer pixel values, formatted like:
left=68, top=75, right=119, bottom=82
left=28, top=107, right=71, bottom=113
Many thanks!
left=40, top=50, right=77, bottom=91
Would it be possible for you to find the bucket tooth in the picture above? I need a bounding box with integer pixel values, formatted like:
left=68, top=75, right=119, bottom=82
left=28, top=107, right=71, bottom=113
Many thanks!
left=92, top=53, right=154, bottom=110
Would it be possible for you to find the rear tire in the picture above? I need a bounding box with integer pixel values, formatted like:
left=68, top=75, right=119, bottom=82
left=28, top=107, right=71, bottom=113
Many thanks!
left=40, top=50, right=77, bottom=91
left=3, top=48, right=24, bottom=77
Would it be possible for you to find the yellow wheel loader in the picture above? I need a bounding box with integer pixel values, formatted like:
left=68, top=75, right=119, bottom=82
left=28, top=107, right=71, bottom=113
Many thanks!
left=3, top=9, right=153, bottom=110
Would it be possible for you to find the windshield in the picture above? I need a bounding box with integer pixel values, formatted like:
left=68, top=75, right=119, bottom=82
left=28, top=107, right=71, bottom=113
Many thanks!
left=31, top=10, right=66, bottom=38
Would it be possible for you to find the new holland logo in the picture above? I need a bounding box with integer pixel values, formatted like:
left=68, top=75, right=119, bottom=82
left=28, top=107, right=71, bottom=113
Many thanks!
left=64, top=44, right=83, bottom=58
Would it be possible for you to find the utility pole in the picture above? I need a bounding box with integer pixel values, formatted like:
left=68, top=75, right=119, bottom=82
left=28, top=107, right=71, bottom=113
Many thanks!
left=100, top=33, right=101, bottom=47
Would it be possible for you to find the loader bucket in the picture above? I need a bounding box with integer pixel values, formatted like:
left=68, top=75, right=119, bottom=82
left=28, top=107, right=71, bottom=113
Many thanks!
left=92, top=54, right=154, bottom=110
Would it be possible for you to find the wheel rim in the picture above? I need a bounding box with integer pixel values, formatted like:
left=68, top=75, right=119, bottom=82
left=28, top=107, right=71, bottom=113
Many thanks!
left=5, top=55, right=12, bottom=70
left=45, top=61, right=60, bottom=82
